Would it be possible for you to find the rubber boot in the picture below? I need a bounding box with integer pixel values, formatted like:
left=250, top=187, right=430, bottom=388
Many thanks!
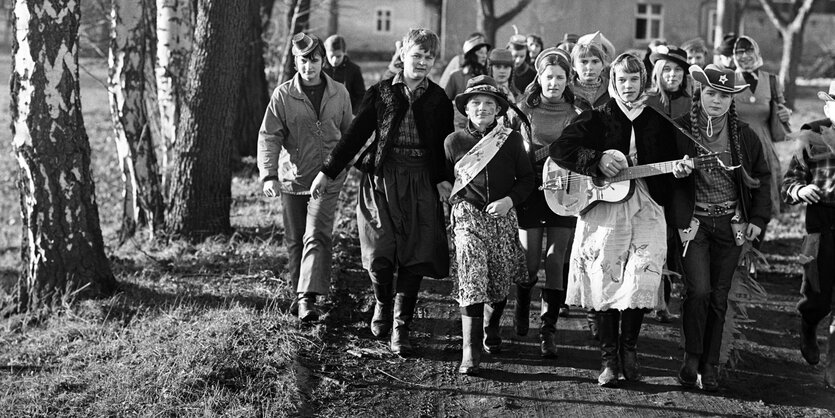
left=587, top=310, right=600, bottom=341
left=459, top=315, right=483, bottom=375
left=825, top=316, right=835, bottom=390
left=619, top=308, right=644, bottom=381
left=515, top=284, right=533, bottom=336
left=800, top=316, right=820, bottom=365
left=391, top=292, right=418, bottom=356
left=539, top=289, right=560, bottom=358
left=370, top=273, right=393, bottom=338
left=483, top=299, right=507, bottom=354
left=597, top=310, right=620, bottom=387
left=297, top=293, right=319, bottom=322
left=677, top=352, right=700, bottom=388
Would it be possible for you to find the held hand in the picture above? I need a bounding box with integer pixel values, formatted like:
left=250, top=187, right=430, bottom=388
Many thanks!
left=673, top=155, right=694, bottom=178
left=745, top=223, right=762, bottom=242
left=777, top=105, right=792, bottom=123
left=309, top=172, right=330, bottom=200
left=485, top=196, right=513, bottom=217
left=598, top=151, right=627, bottom=178
left=436, top=181, right=452, bottom=202
left=798, top=184, right=822, bottom=204
left=263, top=180, right=279, bottom=198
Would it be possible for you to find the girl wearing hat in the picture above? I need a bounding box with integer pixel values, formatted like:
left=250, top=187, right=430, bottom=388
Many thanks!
left=514, top=48, right=582, bottom=358
left=569, top=40, right=610, bottom=111
left=258, top=32, right=353, bottom=322
left=551, top=53, right=686, bottom=387
left=444, top=75, right=534, bottom=375
left=443, top=35, right=491, bottom=129
left=673, top=64, right=772, bottom=391
left=733, top=35, right=791, bottom=221
left=487, top=48, right=521, bottom=103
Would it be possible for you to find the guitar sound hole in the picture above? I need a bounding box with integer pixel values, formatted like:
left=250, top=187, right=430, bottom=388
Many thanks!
left=591, top=178, right=608, bottom=187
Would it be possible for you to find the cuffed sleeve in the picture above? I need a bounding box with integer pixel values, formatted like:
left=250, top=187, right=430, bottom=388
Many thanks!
left=321, top=85, right=379, bottom=180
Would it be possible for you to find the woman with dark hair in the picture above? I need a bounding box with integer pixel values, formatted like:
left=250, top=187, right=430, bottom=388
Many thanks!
left=443, top=35, right=491, bottom=129
left=258, top=33, right=353, bottom=321
left=673, top=64, right=771, bottom=391
left=514, top=48, right=581, bottom=358
left=527, top=34, right=544, bottom=63
left=551, top=53, right=686, bottom=387
left=487, top=48, right=520, bottom=103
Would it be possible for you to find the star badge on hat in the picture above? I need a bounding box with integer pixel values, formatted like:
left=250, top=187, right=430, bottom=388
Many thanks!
left=718, top=74, right=728, bottom=84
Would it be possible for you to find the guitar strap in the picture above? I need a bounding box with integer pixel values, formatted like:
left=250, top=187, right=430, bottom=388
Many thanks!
left=450, top=124, right=513, bottom=198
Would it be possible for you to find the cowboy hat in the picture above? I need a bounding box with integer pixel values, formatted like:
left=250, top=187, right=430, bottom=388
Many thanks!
left=817, top=80, right=835, bottom=102
left=454, top=75, right=510, bottom=116
left=649, top=45, right=688, bottom=70
left=689, top=64, right=748, bottom=94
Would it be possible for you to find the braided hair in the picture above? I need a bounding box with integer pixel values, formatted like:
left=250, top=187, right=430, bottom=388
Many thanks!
left=689, top=86, right=761, bottom=188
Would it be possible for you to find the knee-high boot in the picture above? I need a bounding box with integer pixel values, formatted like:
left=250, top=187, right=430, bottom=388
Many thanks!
left=460, top=314, right=483, bottom=375
left=540, top=289, right=560, bottom=358
left=514, top=284, right=533, bottom=336
left=825, top=316, right=835, bottom=390
left=483, top=298, right=506, bottom=354
left=619, top=308, right=645, bottom=381
left=369, top=269, right=393, bottom=337
left=391, top=292, right=418, bottom=356
left=587, top=310, right=600, bottom=340
left=597, top=309, right=620, bottom=387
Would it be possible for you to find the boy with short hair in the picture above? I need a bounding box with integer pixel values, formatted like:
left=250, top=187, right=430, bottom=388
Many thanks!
left=323, top=34, right=366, bottom=115
left=310, top=28, right=454, bottom=356
left=782, top=80, right=835, bottom=390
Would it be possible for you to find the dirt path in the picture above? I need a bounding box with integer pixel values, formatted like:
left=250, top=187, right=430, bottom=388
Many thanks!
left=297, top=179, right=834, bottom=417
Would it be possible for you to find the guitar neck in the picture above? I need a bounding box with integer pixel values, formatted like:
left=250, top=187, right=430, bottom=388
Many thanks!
left=535, top=145, right=551, bottom=162
left=608, top=160, right=679, bottom=182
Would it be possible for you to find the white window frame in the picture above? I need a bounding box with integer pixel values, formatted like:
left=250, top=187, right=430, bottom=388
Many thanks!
left=635, top=3, right=664, bottom=41
left=375, top=7, right=392, bottom=33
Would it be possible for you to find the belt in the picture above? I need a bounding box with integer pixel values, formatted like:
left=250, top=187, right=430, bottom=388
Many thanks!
left=694, top=201, right=737, bottom=217
left=391, top=146, right=428, bottom=157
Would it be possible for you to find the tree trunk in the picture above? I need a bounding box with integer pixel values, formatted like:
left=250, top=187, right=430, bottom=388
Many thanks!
left=277, top=0, right=310, bottom=84
left=326, top=0, right=338, bottom=35
left=156, top=0, right=193, bottom=188
left=109, top=0, right=165, bottom=242
left=164, top=0, right=249, bottom=239
left=231, top=0, right=273, bottom=161
left=10, top=0, right=116, bottom=313
left=475, top=0, right=531, bottom=47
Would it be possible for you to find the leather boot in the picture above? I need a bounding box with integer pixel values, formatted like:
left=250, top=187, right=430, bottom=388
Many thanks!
left=391, top=292, right=418, bottom=356
left=459, top=315, right=483, bottom=375
left=297, top=293, right=319, bottom=322
left=514, top=284, right=533, bottom=336
left=825, top=317, right=835, bottom=390
left=597, top=310, right=620, bottom=387
left=483, top=299, right=506, bottom=354
left=539, top=289, right=560, bottom=358
left=370, top=276, right=393, bottom=338
left=587, top=310, right=600, bottom=341
left=800, top=317, right=820, bottom=365
left=619, top=308, right=644, bottom=381
left=677, top=352, right=700, bottom=388
left=699, top=362, right=720, bottom=392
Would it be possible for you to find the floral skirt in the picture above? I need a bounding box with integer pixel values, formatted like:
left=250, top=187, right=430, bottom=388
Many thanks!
left=566, top=180, right=667, bottom=311
left=450, top=201, right=527, bottom=307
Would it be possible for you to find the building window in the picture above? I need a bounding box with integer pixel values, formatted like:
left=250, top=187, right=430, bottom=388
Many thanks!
left=635, top=3, right=663, bottom=41
left=375, top=8, right=392, bottom=33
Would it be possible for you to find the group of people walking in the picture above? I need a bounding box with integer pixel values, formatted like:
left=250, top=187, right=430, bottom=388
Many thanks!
left=256, top=26, right=835, bottom=392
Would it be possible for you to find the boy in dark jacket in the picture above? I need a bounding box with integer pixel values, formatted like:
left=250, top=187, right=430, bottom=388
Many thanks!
left=782, top=80, right=835, bottom=390
left=310, top=28, right=454, bottom=356
left=323, top=35, right=366, bottom=115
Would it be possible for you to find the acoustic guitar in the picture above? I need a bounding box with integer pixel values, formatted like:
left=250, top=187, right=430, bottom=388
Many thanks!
left=540, top=150, right=721, bottom=216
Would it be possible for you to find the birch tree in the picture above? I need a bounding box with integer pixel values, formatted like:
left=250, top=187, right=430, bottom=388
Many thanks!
left=10, top=0, right=116, bottom=312
left=108, top=0, right=164, bottom=241
left=156, top=0, right=192, bottom=185
left=758, top=0, right=820, bottom=107
left=164, top=0, right=250, bottom=238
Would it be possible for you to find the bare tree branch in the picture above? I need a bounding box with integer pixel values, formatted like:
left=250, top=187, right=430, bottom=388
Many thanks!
left=495, top=0, right=532, bottom=28
left=759, top=0, right=790, bottom=28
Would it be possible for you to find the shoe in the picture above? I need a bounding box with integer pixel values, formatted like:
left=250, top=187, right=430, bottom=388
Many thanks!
left=390, top=293, right=417, bottom=356
left=459, top=315, right=482, bottom=375
left=800, top=317, right=820, bottom=365
left=619, top=308, right=644, bottom=382
left=699, top=363, right=720, bottom=392
left=539, top=289, right=560, bottom=358
left=297, top=294, right=319, bottom=322
left=597, top=310, right=620, bottom=388
left=558, top=304, right=570, bottom=318
left=483, top=299, right=506, bottom=354
left=369, top=269, right=394, bottom=337
left=677, top=352, right=699, bottom=388
left=654, top=309, right=671, bottom=324
left=514, top=284, right=533, bottom=336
